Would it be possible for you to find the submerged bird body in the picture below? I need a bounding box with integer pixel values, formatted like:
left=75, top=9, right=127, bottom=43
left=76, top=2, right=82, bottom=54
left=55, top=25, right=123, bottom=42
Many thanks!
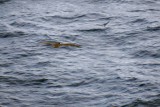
left=42, top=41, right=80, bottom=48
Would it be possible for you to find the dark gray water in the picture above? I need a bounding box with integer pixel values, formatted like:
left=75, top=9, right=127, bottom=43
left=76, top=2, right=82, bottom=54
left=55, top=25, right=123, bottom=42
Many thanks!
left=0, top=0, right=160, bottom=107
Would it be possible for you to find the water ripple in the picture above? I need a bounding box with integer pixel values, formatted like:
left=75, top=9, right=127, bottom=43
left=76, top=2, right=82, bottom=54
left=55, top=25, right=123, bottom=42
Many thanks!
left=132, top=50, right=160, bottom=58
left=0, top=0, right=10, bottom=4
left=0, top=0, right=160, bottom=107
left=122, top=97, right=160, bottom=107
left=0, top=31, right=26, bottom=38
left=146, top=26, right=160, bottom=32
left=0, top=76, right=48, bottom=86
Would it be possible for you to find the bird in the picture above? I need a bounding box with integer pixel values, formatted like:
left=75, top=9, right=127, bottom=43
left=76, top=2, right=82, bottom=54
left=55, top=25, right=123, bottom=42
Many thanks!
left=42, top=41, right=81, bottom=48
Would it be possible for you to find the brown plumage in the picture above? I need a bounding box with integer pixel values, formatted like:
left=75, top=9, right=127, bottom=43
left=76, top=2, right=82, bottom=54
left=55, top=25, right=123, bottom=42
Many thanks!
left=42, top=41, right=81, bottom=48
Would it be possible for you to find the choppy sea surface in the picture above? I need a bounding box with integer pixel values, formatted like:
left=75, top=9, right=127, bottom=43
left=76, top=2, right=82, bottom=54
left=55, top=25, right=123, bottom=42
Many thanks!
left=0, top=0, right=160, bottom=107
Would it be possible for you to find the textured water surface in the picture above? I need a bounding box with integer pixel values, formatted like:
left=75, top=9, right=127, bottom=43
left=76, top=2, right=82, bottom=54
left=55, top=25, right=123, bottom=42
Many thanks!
left=0, top=0, right=160, bottom=107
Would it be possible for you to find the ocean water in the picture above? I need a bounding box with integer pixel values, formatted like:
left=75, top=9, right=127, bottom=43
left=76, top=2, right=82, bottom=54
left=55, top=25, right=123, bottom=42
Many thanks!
left=0, top=0, right=160, bottom=107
